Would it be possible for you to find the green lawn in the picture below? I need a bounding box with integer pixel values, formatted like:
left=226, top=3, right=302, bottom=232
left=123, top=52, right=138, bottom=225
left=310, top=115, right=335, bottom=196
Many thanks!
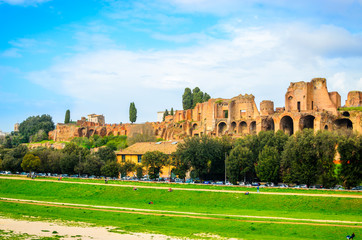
left=0, top=177, right=361, bottom=239
left=2, top=174, right=360, bottom=195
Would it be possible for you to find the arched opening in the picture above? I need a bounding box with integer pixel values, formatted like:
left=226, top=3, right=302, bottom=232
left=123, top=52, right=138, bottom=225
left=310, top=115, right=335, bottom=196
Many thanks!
left=299, top=115, right=315, bottom=130
left=99, top=127, right=107, bottom=137
left=192, top=123, right=198, bottom=130
left=78, top=128, right=87, bottom=137
left=218, top=122, right=227, bottom=136
left=89, top=129, right=95, bottom=136
left=230, top=122, right=237, bottom=133
left=342, top=111, right=350, bottom=117
left=324, top=125, right=328, bottom=130
left=238, top=121, right=247, bottom=135
left=250, top=121, right=256, bottom=134
left=261, top=118, right=275, bottom=131
left=333, top=119, right=353, bottom=130
left=280, top=116, right=294, bottom=135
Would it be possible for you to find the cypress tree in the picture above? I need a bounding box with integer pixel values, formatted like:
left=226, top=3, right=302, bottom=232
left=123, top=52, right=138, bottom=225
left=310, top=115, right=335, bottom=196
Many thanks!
left=170, top=107, right=174, bottom=115
left=64, top=109, right=70, bottom=124
left=129, top=102, right=137, bottom=124
left=163, top=109, right=169, bottom=121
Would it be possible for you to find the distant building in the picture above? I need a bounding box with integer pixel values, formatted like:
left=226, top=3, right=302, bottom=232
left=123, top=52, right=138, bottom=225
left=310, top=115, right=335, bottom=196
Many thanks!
left=87, top=114, right=105, bottom=125
left=14, top=123, right=19, bottom=132
left=116, top=141, right=180, bottom=178
left=157, top=111, right=164, bottom=122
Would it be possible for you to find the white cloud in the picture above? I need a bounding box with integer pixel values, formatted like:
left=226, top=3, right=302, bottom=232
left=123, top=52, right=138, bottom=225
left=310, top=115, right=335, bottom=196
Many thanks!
left=0, top=0, right=50, bottom=6
left=27, top=22, right=362, bottom=123
left=1, top=48, right=22, bottom=58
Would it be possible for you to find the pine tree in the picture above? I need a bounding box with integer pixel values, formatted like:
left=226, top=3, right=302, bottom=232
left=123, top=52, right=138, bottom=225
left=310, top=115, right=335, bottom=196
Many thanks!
left=129, top=102, right=137, bottom=124
left=64, top=109, right=70, bottom=124
left=203, top=93, right=211, bottom=102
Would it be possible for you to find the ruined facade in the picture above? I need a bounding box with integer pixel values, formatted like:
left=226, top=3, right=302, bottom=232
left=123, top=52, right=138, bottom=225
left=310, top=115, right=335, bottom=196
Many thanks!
left=49, top=78, right=361, bottom=141
left=154, top=78, right=361, bottom=139
left=49, top=117, right=155, bottom=142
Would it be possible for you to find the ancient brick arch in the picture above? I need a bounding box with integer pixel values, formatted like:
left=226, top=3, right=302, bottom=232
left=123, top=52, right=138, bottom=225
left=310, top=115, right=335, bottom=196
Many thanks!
left=78, top=128, right=88, bottom=137
left=192, top=123, right=198, bottom=130
left=89, top=129, right=95, bottom=136
left=238, top=121, right=247, bottom=135
left=230, top=122, right=237, bottom=133
left=249, top=121, right=256, bottom=134
left=261, top=118, right=274, bottom=131
left=280, top=116, right=294, bottom=135
left=99, top=127, right=107, bottom=137
left=299, top=115, right=315, bottom=130
left=333, top=118, right=353, bottom=130
left=217, top=121, right=227, bottom=136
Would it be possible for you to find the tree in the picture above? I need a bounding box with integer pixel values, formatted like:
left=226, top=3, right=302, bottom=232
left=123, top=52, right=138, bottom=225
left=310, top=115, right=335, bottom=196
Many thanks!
left=129, top=102, right=137, bottom=124
left=30, top=129, right=48, bottom=142
left=83, top=155, right=104, bottom=176
left=142, top=151, right=169, bottom=180
left=227, top=145, right=253, bottom=184
left=171, top=153, right=189, bottom=180
left=96, top=146, right=116, bottom=162
left=21, top=153, right=41, bottom=174
left=64, top=109, right=70, bottom=124
left=136, top=165, right=144, bottom=179
left=170, top=108, right=174, bottom=115
left=255, top=146, right=280, bottom=184
left=60, top=153, right=78, bottom=175
left=176, top=135, right=227, bottom=181
left=182, top=88, right=193, bottom=110
left=18, top=114, right=55, bottom=142
left=192, top=87, right=204, bottom=108
left=48, top=150, right=63, bottom=174
left=280, top=129, right=318, bottom=186
left=315, top=130, right=338, bottom=188
left=101, top=161, right=120, bottom=178
left=338, top=134, right=361, bottom=189
left=120, top=160, right=136, bottom=177
left=203, top=93, right=211, bottom=102
left=163, top=109, right=169, bottom=122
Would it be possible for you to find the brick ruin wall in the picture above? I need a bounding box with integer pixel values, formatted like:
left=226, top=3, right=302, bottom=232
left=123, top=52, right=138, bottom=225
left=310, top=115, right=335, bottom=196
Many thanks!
left=49, top=78, right=362, bottom=142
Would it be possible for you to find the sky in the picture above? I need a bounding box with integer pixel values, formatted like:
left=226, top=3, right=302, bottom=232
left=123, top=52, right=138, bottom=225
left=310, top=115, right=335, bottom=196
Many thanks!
left=1, top=0, right=362, bottom=132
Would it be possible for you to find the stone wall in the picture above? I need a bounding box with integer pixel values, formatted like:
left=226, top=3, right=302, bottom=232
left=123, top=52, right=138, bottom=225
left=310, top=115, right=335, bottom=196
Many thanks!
left=49, top=78, right=362, bottom=142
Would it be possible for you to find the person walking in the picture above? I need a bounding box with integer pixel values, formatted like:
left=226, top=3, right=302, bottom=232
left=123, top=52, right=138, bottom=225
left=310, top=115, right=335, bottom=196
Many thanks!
left=257, top=185, right=260, bottom=193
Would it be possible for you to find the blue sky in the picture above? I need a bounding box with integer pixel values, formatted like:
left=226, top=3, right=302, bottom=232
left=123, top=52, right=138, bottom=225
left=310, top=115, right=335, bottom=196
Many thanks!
left=1, top=0, right=362, bottom=132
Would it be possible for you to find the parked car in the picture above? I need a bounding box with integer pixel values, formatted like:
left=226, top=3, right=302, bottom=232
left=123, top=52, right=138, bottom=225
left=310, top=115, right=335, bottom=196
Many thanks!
left=352, top=186, right=362, bottom=190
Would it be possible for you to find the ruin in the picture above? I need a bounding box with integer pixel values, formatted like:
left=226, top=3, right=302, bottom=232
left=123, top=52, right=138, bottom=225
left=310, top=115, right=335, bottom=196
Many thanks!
left=49, top=78, right=361, bottom=141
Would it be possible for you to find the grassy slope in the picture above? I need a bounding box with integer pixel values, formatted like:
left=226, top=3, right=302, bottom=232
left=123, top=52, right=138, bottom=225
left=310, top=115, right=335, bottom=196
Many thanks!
left=0, top=178, right=361, bottom=240
left=0, top=202, right=359, bottom=240
left=0, top=179, right=360, bottom=221
left=3, top=175, right=360, bottom=195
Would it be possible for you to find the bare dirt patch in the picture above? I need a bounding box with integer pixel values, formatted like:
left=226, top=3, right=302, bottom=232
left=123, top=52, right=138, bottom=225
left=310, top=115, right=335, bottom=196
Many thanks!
left=0, top=217, right=181, bottom=240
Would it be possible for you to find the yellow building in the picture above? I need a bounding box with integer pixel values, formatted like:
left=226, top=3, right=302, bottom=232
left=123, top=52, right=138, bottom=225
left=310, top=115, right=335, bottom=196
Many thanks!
left=116, top=141, right=180, bottom=178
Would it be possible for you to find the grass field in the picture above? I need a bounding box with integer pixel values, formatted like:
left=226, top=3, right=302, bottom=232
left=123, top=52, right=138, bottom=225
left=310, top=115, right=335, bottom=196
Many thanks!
left=0, top=177, right=361, bottom=239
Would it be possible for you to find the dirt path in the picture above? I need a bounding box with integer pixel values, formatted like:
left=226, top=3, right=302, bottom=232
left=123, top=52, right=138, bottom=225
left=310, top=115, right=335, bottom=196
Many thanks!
left=1, top=176, right=361, bottom=198
left=1, top=197, right=361, bottom=228
left=0, top=216, right=182, bottom=240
